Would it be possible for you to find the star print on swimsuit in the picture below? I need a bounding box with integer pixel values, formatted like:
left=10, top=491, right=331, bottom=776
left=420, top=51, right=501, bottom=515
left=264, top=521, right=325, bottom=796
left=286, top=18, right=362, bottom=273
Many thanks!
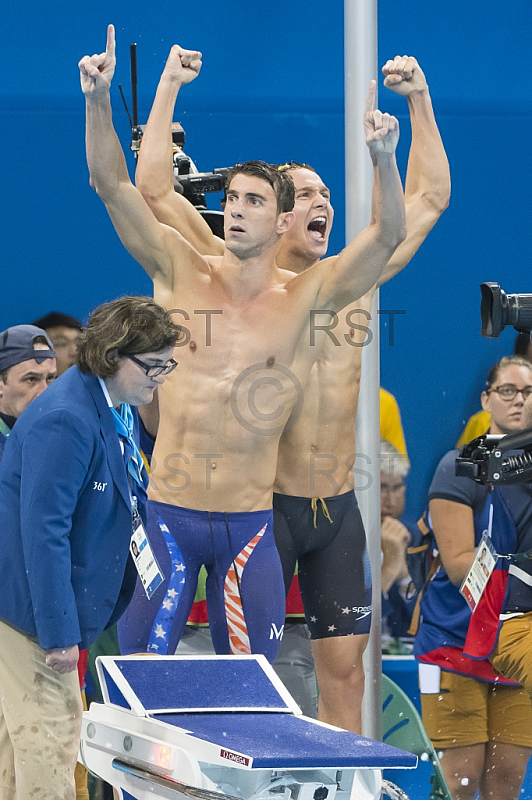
left=154, top=624, right=166, bottom=639
left=147, top=516, right=186, bottom=654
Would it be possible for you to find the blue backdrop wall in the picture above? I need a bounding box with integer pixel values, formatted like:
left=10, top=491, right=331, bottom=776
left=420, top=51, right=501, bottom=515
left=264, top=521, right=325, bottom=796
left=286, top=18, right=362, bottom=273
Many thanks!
left=1, top=1, right=531, bottom=514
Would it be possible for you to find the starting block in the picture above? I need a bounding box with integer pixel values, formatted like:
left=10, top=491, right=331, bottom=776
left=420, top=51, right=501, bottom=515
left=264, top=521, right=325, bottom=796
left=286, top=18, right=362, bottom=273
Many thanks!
left=80, top=655, right=416, bottom=800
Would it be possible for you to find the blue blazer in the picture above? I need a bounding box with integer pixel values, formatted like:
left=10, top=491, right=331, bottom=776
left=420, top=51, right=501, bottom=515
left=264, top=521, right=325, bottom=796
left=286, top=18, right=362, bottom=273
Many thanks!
left=0, top=367, right=146, bottom=650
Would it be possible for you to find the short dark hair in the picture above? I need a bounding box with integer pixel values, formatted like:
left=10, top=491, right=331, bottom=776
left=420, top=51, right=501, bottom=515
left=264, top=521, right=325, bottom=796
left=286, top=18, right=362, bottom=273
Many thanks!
left=485, top=355, right=532, bottom=391
left=32, top=312, right=83, bottom=332
left=225, top=160, right=295, bottom=214
left=77, top=296, right=182, bottom=378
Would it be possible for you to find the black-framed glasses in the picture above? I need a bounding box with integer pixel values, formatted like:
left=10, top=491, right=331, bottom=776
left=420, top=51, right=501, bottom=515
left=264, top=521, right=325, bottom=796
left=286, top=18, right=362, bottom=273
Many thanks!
left=487, top=383, right=532, bottom=401
left=129, top=355, right=178, bottom=378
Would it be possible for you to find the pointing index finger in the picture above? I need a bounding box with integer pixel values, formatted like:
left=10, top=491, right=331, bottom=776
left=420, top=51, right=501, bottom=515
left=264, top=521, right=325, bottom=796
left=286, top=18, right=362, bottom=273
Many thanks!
left=106, top=24, right=116, bottom=58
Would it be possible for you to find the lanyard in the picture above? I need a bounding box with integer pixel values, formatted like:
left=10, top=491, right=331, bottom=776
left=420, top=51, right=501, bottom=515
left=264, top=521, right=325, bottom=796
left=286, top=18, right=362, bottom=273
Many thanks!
left=0, top=418, right=11, bottom=439
left=494, top=549, right=532, bottom=563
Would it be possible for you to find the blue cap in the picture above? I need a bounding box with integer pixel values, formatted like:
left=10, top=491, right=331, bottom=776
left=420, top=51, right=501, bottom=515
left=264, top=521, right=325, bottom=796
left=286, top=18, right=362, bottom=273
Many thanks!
left=0, top=325, right=56, bottom=372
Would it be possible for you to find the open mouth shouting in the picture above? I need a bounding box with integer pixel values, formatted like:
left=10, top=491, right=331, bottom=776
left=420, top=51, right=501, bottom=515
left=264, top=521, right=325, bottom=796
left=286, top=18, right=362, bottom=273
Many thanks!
left=307, top=216, right=327, bottom=241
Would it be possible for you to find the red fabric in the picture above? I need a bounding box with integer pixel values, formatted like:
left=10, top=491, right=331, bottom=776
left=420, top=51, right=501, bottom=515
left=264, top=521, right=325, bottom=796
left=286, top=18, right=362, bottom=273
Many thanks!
left=418, top=645, right=515, bottom=684
left=188, top=598, right=208, bottom=625
left=286, top=574, right=304, bottom=617
left=77, top=648, right=88, bottom=689
left=464, top=570, right=508, bottom=660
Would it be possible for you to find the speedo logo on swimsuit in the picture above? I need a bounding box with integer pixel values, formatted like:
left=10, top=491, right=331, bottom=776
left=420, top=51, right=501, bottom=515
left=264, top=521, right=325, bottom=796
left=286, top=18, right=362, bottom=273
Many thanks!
left=220, top=749, right=250, bottom=766
left=351, top=606, right=372, bottom=619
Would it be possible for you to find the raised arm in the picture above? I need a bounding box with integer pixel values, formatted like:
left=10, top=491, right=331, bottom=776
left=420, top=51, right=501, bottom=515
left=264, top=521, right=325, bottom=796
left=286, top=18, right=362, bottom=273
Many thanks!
left=376, top=55, right=450, bottom=287
left=313, top=82, right=406, bottom=311
left=79, top=25, right=178, bottom=282
left=136, top=45, right=224, bottom=256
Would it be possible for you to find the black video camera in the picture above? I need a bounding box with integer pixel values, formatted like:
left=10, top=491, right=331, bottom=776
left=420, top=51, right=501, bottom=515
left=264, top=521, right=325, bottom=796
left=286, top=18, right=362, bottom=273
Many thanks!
left=456, top=283, right=532, bottom=485
left=122, top=45, right=227, bottom=240
left=480, top=283, right=532, bottom=338
left=168, top=123, right=228, bottom=213
left=456, top=430, right=532, bottom=485
left=133, top=122, right=227, bottom=239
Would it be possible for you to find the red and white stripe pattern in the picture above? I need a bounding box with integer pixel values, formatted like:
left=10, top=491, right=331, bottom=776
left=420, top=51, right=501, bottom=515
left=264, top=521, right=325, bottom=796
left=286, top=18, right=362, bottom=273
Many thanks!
left=224, top=524, right=267, bottom=654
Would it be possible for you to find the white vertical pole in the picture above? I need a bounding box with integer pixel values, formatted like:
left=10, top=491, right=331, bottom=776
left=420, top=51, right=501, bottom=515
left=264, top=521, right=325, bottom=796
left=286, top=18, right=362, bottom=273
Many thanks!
left=344, top=0, right=382, bottom=741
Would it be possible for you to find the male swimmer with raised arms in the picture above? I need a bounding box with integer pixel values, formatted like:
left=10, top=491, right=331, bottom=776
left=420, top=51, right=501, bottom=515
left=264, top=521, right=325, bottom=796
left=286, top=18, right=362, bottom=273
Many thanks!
left=79, top=25, right=405, bottom=666
left=134, top=46, right=449, bottom=730
left=271, top=58, right=450, bottom=730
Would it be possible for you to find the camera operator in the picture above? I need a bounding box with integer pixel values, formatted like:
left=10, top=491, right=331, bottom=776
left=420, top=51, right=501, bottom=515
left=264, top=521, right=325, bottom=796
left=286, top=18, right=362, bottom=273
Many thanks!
left=457, top=332, right=532, bottom=448
left=415, top=356, right=532, bottom=800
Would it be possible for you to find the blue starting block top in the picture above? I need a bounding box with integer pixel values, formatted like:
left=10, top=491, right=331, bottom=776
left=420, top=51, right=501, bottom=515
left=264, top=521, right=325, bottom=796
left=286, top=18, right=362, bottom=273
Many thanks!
left=97, top=655, right=296, bottom=714
left=155, top=712, right=416, bottom=770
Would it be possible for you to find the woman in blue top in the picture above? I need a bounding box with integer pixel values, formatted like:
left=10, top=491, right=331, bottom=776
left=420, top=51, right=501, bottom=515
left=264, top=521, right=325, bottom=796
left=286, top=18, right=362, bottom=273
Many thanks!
left=415, top=356, right=532, bottom=800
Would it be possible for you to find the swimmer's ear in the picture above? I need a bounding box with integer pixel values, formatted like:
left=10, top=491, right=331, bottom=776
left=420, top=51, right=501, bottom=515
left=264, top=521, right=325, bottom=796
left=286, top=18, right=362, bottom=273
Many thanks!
left=277, top=211, right=295, bottom=235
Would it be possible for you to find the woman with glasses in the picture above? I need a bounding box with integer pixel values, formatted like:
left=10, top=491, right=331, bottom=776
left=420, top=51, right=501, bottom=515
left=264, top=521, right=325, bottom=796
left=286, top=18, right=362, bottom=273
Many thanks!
left=0, top=295, right=181, bottom=800
left=456, top=333, right=532, bottom=447
left=415, top=356, right=532, bottom=800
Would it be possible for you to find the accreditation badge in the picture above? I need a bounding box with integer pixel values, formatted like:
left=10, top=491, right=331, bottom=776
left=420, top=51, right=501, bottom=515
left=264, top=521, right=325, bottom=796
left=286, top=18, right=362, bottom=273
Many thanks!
left=460, top=533, right=496, bottom=612
left=130, top=517, right=164, bottom=599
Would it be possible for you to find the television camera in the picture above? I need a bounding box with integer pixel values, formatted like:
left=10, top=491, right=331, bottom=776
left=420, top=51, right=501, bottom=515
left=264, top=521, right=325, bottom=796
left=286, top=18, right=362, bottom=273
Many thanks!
left=456, top=283, right=532, bottom=485
left=121, top=43, right=227, bottom=238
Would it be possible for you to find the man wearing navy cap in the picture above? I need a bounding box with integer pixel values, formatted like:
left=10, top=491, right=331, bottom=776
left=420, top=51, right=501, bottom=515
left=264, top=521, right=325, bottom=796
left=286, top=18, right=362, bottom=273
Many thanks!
left=0, top=324, right=57, bottom=459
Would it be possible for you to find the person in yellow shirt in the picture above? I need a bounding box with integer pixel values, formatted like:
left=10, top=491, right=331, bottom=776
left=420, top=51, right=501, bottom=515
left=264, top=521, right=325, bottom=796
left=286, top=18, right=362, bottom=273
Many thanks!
left=380, top=387, right=408, bottom=458
left=456, top=408, right=491, bottom=447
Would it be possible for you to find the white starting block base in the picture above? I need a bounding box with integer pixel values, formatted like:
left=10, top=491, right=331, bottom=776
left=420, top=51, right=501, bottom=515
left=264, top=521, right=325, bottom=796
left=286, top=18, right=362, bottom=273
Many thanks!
left=81, top=655, right=416, bottom=800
